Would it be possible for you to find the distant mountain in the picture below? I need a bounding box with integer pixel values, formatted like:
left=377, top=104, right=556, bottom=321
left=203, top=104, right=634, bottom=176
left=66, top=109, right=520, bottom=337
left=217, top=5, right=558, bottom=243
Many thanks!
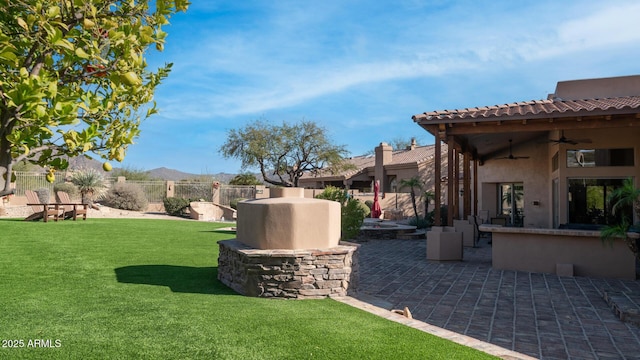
left=146, top=167, right=244, bottom=183
left=147, top=167, right=197, bottom=181
left=16, top=156, right=254, bottom=184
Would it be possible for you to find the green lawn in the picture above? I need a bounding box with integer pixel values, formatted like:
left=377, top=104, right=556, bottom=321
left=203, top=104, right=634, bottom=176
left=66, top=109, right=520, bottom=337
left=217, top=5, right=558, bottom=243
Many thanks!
left=0, top=218, right=496, bottom=359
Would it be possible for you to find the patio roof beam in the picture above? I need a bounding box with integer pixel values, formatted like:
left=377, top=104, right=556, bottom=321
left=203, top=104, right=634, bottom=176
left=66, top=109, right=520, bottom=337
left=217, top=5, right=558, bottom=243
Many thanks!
left=441, top=115, right=640, bottom=135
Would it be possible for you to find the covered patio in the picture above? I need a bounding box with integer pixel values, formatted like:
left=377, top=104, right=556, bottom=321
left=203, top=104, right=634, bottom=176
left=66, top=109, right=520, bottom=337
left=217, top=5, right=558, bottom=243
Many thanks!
left=412, top=75, right=640, bottom=279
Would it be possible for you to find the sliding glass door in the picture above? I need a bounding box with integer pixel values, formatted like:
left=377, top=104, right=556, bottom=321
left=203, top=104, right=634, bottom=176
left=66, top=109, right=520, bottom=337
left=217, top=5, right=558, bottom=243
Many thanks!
left=499, top=183, right=524, bottom=227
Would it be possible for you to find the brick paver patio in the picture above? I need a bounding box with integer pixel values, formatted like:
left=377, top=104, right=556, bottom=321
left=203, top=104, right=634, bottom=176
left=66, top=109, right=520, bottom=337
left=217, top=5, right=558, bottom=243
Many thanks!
left=354, top=237, right=640, bottom=360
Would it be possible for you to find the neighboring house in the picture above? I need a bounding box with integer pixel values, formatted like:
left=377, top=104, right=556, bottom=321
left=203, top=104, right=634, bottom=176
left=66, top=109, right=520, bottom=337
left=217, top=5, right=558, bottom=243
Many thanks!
left=413, top=74, right=640, bottom=229
left=299, top=139, right=450, bottom=195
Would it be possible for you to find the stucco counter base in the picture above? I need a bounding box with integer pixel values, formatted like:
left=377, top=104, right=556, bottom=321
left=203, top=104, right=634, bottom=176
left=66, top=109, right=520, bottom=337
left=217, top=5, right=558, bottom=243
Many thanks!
left=480, top=225, right=638, bottom=280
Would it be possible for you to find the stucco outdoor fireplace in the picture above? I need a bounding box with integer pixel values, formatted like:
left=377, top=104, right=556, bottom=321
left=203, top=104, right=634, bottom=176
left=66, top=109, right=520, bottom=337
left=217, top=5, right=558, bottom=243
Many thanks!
left=217, top=188, right=359, bottom=299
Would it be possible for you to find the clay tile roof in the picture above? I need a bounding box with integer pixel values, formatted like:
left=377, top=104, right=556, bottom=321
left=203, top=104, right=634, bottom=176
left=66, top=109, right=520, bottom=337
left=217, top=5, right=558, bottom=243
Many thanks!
left=413, top=96, right=640, bottom=122
left=300, top=144, right=447, bottom=180
left=299, top=154, right=374, bottom=180
left=388, top=145, right=437, bottom=166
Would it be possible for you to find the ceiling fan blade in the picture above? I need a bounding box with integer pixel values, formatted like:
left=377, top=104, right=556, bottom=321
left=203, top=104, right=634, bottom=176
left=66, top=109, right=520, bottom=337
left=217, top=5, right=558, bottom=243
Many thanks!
left=496, top=139, right=530, bottom=159
left=546, top=130, right=592, bottom=145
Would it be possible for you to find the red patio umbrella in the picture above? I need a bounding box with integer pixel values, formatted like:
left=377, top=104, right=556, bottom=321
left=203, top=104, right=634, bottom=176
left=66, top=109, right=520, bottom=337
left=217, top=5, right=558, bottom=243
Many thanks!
left=371, top=180, right=382, bottom=219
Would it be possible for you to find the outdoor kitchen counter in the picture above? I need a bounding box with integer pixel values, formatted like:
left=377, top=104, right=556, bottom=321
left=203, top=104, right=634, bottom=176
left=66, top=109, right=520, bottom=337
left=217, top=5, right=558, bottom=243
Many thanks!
left=478, top=225, right=638, bottom=279
left=479, top=224, right=640, bottom=239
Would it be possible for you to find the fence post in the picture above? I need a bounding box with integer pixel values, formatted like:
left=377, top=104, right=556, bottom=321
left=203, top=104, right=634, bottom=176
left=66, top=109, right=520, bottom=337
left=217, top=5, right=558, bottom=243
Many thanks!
left=166, top=181, right=175, bottom=198
left=212, top=182, right=220, bottom=203
left=255, top=185, right=267, bottom=199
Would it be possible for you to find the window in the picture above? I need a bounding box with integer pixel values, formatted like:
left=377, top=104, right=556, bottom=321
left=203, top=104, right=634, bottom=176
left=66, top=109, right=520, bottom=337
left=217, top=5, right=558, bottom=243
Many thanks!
left=389, top=176, right=397, bottom=192
left=567, top=148, right=634, bottom=167
left=567, top=178, right=631, bottom=225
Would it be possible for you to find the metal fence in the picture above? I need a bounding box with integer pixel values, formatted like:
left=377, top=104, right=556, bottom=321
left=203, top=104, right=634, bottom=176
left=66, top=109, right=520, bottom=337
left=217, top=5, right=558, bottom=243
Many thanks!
left=174, top=181, right=213, bottom=200
left=12, top=171, right=67, bottom=196
left=219, top=185, right=256, bottom=206
left=124, top=180, right=167, bottom=203
left=11, top=172, right=258, bottom=206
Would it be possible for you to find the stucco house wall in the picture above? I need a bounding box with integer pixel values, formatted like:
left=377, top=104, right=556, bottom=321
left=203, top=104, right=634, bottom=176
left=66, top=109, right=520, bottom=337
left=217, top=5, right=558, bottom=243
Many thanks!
left=478, top=139, right=550, bottom=228
left=552, top=127, right=640, bottom=226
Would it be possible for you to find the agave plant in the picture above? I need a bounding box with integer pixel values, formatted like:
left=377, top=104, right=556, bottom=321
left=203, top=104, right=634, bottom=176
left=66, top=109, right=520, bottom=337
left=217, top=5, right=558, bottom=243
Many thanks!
left=70, top=168, right=109, bottom=205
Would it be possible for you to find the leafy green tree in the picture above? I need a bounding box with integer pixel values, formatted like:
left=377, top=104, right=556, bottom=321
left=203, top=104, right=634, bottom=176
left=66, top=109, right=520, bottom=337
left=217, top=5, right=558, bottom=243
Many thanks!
left=0, top=0, right=189, bottom=197
left=229, top=173, right=263, bottom=186
left=400, top=176, right=422, bottom=222
left=220, top=120, right=351, bottom=187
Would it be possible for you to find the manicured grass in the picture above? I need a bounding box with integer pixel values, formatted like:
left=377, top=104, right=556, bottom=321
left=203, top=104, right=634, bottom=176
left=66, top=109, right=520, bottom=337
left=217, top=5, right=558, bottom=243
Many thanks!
left=0, top=218, right=496, bottom=359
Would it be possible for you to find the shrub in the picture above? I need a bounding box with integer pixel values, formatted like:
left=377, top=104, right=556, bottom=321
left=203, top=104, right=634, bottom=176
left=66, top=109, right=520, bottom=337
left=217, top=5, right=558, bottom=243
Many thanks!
left=341, top=199, right=368, bottom=240
left=229, top=198, right=248, bottom=210
left=408, top=216, right=430, bottom=229
left=54, top=182, right=80, bottom=201
left=426, top=205, right=448, bottom=226
left=34, top=188, right=50, bottom=204
left=315, top=186, right=347, bottom=204
left=316, top=186, right=367, bottom=240
left=163, top=197, right=192, bottom=217
left=359, top=200, right=371, bottom=218
left=364, top=200, right=373, bottom=210
left=104, top=183, right=149, bottom=211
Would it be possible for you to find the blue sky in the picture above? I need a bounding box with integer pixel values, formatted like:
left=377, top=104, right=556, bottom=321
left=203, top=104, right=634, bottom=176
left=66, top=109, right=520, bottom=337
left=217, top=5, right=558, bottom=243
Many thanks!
left=122, top=0, right=640, bottom=174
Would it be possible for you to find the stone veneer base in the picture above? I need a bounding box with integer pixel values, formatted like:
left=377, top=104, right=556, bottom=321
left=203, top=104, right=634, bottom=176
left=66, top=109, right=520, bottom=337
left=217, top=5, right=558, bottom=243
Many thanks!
left=217, top=239, right=359, bottom=299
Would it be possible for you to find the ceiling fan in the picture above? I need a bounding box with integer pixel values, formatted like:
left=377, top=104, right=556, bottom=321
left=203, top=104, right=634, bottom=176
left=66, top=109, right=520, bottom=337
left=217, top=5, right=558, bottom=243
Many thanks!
left=497, top=139, right=530, bottom=160
left=547, top=130, right=592, bottom=145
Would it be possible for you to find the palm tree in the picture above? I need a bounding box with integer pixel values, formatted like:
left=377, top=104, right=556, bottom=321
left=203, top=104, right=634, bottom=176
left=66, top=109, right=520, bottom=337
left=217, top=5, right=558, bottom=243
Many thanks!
left=229, top=173, right=263, bottom=185
left=423, top=190, right=435, bottom=222
left=610, top=177, right=640, bottom=218
left=400, top=177, right=422, bottom=221
left=601, top=177, right=640, bottom=260
left=71, top=168, right=109, bottom=206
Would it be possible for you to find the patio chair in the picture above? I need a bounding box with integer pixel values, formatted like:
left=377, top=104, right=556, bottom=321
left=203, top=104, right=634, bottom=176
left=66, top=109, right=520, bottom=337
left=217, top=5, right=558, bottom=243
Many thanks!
left=24, top=190, right=62, bottom=222
left=55, top=191, right=88, bottom=221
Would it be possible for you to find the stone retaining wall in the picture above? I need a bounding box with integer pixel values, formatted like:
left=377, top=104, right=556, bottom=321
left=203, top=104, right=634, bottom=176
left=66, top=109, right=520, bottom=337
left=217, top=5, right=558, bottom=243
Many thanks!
left=217, top=239, right=359, bottom=299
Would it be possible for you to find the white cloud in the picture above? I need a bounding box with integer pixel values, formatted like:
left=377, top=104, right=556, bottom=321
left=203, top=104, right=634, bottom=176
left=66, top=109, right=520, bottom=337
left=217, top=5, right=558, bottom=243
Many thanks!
left=154, top=1, right=640, bottom=122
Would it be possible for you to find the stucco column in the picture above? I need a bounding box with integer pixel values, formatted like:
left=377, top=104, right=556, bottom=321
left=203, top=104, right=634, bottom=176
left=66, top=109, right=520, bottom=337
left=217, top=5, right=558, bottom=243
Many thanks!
left=463, top=152, right=471, bottom=219
left=212, top=182, right=221, bottom=203
left=447, top=136, right=455, bottom=226
left=434, top=137, right=442, bottom=226
left=473, top=158, right=478, bottom=216
left=454, top=148, right=459, bottom=221
left=166, top=181, right=175, bottom=198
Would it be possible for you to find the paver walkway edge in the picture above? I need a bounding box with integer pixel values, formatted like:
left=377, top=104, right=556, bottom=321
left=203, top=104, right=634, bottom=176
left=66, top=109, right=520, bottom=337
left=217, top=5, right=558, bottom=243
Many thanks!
left=336, top=295, right=537, bottom=360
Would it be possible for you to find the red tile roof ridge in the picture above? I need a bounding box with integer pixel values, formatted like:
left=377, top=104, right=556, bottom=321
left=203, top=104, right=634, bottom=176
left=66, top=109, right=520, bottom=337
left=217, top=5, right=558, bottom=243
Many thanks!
left=413, top=95, right=640, bottom=122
